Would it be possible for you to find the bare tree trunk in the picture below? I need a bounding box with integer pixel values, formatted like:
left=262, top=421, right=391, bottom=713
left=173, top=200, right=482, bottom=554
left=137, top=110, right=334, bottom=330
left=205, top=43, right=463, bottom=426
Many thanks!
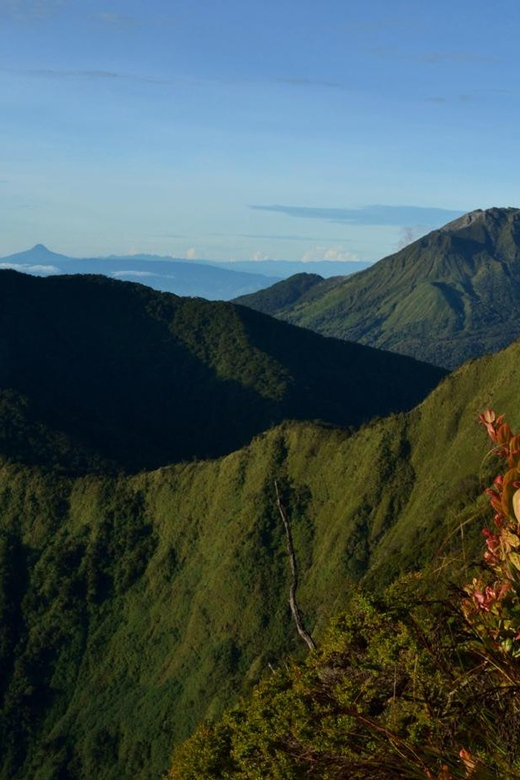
left=274, top=480, right=317, bottom=652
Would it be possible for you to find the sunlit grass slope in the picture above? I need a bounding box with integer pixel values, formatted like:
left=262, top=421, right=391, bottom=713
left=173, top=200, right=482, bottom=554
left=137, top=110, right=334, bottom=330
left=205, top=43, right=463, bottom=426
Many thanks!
left=2, top=335, right=520, bottom=778
left=235, top=207, right=520, bottom=369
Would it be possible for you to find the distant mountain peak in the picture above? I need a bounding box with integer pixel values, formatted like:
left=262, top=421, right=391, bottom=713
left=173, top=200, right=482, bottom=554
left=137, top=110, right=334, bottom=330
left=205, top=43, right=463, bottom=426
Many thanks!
left=27, top=243, right=66, bottom=258
left=0, top=244, right=70, bottom=264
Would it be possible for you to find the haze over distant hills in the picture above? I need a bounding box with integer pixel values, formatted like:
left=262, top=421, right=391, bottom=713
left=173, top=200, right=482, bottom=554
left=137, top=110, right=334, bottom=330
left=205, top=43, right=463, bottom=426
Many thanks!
left=0, top=245, right=281, bottom=300
left=209, top=258, right=372, bottom=278
left=235, top=207, right=520, bottom=369
left=0, top=245, right=371, bottom=300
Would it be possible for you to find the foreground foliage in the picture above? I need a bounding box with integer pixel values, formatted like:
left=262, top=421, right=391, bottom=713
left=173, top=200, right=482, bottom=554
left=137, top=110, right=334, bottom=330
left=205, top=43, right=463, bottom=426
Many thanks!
left=168, top=412, right=520, bottom=779
left=463, top=409, right=520, bottom=655
left=168, top=587, right=520, bottom=779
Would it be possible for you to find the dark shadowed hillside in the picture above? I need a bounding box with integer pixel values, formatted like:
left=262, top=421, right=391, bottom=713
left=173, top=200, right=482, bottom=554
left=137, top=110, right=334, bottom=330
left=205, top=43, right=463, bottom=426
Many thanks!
left=0, top=270, right=445, bottom=472
left=235, top=207, right=520, bottom=369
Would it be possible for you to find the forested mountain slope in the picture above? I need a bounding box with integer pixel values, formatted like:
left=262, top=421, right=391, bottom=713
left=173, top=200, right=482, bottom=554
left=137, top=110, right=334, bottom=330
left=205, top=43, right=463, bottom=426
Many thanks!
left=0, top=270, right=445, bottom=472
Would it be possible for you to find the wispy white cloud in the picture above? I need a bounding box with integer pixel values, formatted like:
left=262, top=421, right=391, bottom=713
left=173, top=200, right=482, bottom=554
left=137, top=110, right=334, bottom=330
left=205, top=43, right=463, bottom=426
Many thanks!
left=301, top=246, right=360, bottom=262
left=0, top=0, right=65, bottom=20
left=251, top=250, right=272, bottom=261
left=373, top=46, right=495, bottom=65
left=150, top=234, right=187, bottom=239
left=2, top=65, right=353, bottom=96
left=395, top=226, right=426, bottom=250
left=242, top=233, right=347, bottom=242
left=419, top=50, right=495, bottom=65
left=425, top=89, right=511, bottom=105
left=205, top=232, right=354, bottom=243
left=1, top=66, right=173, bottom=85
left=27, top=263, right=60, bottom=273
left=1, top=67, right=223, bottom=92
left=95, top=10, right=177, bottom=28
left=0, top=262, right=59, bottom=274
left=427, top=93, right=475, bottom=104
left=275, top=77, right=345, bottom=90
left=111, top=270, right=157, bottom=278
left=95, top=11, right=137, bottom=27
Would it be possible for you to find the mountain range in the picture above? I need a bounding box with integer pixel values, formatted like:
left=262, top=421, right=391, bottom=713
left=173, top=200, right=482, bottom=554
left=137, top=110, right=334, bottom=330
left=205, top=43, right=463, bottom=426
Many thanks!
left=0, top=245, right=281, bottom=301
left=0, top=245, right=371, bottom=301
left=235, top=207, right=520, bottom=369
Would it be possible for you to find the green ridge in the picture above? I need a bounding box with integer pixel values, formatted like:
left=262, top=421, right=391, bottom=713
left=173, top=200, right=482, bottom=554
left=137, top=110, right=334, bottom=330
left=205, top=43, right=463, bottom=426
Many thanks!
left=233, top=273, right=338, bottom=315
left=0, top=270, right=444, bottom=473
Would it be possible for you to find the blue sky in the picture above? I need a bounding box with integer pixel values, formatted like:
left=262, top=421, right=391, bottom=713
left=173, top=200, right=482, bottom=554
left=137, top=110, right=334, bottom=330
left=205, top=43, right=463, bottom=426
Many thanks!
left=0, top=0, right=519, bottom=263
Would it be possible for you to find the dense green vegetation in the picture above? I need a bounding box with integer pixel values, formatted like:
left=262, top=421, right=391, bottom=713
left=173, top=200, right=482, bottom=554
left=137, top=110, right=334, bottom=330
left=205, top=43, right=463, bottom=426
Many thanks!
left=2, top=329, right=520, bottom=778
left=167, top=409, right=520, bottom=779
left=0, top=270, right=444, bottom=472
left=235, top=207, right=520, bottom=369
left=166, top=593, right=493, bottom=779
left=169, top=588, right=520, bottom=779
